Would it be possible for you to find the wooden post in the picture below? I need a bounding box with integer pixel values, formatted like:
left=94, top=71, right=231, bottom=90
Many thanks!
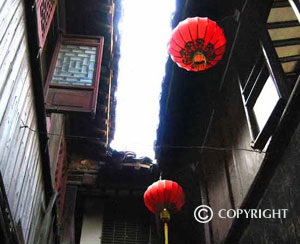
left=61, top=186, right=77, bottom=244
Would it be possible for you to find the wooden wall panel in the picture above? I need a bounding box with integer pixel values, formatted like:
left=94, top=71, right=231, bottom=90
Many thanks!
left=26, top=175, right=44, bottom=242
left=200, top=115, right=234, bottom=243
left=0, top=0, right=47, bottom=242
left=221, top=77, right=265, bottom=209
left=200, top=77, right=266, bottom=242
left=48, top=113, right=68, bottom=223
left=203, top=150, right=234, bottom=243
left=48, top=113, right=65, bottom=185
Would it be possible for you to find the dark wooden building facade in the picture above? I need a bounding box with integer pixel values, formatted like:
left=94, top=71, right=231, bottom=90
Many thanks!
left=156, top=0, right=300, bottom=243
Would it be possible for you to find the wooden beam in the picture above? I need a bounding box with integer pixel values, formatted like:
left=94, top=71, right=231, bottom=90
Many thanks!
left=106, top=70, right=112, bottom=146
left=260, top=26, right=290, bottom=99
left=273, top=37, right=300, bottom=47
left=219, top=14, right=242, bottom=91
left=22, top=0, right=54, bottom=203
left=286, top=71, right=298, bottom=77
left=272, top=0, right=290, bottom=8
left=61, top=186, right=77, bottom=244
left=279, top=54, right=300, bottom=63
left=266, top=20, right=299, bottom=29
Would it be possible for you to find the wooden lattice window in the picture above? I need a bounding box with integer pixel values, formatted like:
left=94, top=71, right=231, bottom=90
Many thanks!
left=36, top=0, right=57, bottom=48
left=45, top=35, right=104, bottom=116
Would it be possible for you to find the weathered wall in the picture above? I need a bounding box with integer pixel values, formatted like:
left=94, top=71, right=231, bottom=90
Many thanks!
left=80, top=197, right=104, bottom=244
left=199, top=75, right=265, bottom=243
left=240, top=122, right=300, bottom=243
left=0, top=0, right=46, bottom=242
left=48, top=113, right=65, bottom=186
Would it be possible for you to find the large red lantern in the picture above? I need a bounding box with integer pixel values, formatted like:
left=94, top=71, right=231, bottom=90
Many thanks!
left=168, top=17, right=226, bottom=72
left=144, top=180, right=185, bottom=244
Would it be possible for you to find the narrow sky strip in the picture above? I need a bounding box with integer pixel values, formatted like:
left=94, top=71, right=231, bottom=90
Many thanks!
left=110, top=0, right=176, bottom=159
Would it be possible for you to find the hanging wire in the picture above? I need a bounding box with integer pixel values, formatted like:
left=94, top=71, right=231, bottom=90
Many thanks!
left=20, top=121, right=266, bottom=154
left=20, top=120, right=103, bottom=141
left=217, top=13, right=235, bottom=23
left=155, top=145, right=265, bottom=153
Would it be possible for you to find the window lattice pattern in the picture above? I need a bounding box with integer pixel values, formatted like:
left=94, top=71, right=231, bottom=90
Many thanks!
left=101, top=200, right=159, bottom=244
left=102, top=218, right=155, bottom=244
left=37, top=0, right=57, bottom=47
left=51, top=44, right=97, bottom=86
left=39, top=0, right=56, bottom=36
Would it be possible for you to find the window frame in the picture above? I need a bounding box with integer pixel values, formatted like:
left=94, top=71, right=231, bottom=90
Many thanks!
left=239, top=27, right=289, bottom=150
left=44, top=34, right=104, bottom=115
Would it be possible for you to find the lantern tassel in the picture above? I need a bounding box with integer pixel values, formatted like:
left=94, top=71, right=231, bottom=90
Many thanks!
left=164, top=222, right=168, bottom=244
left=160, top=208, right=170, bottom=244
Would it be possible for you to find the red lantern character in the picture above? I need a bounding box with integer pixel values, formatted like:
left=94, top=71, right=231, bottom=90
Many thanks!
left=169, top=17, right=226, bottom=71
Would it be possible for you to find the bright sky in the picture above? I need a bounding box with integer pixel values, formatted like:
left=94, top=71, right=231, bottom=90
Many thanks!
left=110, top=0, right=176, bottom=159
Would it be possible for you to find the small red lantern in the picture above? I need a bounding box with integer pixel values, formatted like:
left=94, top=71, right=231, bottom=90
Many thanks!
left=144, top=180, right=185, bottom=244
left=168, top=17, right=226, bottom=72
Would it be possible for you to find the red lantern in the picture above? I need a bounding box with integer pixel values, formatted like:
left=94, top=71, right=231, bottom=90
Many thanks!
left=144, top=180, right=185, bottom=244
left=168, top=17, right=226, bottom=72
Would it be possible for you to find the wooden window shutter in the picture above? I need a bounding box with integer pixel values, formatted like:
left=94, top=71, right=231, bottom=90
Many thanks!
left=36, top=0, right=57, bottom=48
left=45, top=35, right=104, bottom=116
